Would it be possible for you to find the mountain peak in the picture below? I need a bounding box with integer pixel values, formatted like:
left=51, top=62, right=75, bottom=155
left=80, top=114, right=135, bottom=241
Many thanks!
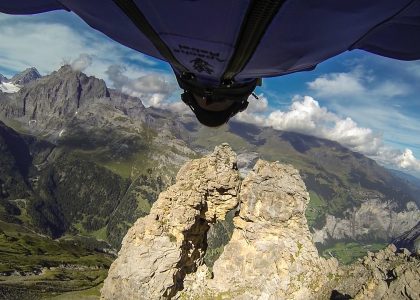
left=0, top=73, right=8, bottom=83
left=11, top=67, right=41, bottom=85
left=0, top=65, right=110, bottom=124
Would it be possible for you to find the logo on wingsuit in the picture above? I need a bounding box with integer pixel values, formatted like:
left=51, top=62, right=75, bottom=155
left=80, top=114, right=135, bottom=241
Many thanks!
left=190, top=57, right=214, bottom=74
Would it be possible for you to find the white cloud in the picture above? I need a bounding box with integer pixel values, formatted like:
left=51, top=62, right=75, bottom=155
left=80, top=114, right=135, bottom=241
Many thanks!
left=396, top=149, right=420, bottom=170
left=326, top=102, right=420, bottom=156
left=105, top=64, right=177, bottom=107
left=71, top=53, right=93, bottom=71
left=307, top=66, right=410, bottom=99
left=307, top=71, right=366, bottom=97
left=0, top=18, right=88, bottom=74
left=374, top=148, right=420, bottom=172
left=265, top=96, right=337, bottom=135
left=328, top=118, right=381, bottom=155
left=236, top=95, right=420, bottom=174
left=373, top=81, right=411, bottom=98
left=301, top=64, right=419, bottom=174
left=235, top=94, right=269, bottom=124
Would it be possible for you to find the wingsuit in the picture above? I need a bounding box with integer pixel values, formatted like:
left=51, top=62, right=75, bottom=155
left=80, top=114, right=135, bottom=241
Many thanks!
left=1, top=1, right=420, bottom=126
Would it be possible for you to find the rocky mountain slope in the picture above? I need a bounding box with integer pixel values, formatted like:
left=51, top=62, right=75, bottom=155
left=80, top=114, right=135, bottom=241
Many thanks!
left=101, top=145, right=419, bottom=299
left=0, top=66, right=195, bottom=247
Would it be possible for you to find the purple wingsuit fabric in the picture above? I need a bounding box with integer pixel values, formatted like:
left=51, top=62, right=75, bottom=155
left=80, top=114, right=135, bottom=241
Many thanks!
left=1, top=0, right=420, bottom=84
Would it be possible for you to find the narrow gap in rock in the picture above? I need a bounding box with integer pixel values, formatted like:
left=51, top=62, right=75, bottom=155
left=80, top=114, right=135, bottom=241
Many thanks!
left=166, top=215, right=210, bottom=298
left=204, top=207, right=238, bottom=271
left=330, top=290, right=352, bottom=300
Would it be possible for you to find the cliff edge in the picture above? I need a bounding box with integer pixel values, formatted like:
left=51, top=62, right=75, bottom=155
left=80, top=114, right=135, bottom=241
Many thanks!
left=101, top=144, right=418, bottom=299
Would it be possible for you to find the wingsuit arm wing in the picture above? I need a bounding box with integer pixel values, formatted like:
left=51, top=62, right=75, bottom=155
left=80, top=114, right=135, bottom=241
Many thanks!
left=352, top=0, right=420, bottom=61
left=0, top=1, right=66, bottom=14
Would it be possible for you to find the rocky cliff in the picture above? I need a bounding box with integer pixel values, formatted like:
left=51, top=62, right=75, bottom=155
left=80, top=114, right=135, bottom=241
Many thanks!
left=312, top=200, right=419, bottom=244
left=0, top=65, right=109, bottom=126
left=101, top=144, right=241, bottom=299
left=319, top=244, right=419, bottom=299
left=101, top=144, right=338, bottom=299
left=101, top=144, right=419, bottom=300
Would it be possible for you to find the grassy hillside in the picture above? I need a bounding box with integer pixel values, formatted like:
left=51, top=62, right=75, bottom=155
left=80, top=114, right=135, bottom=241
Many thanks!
left=0, top=117, right=187, bottom=298
left=0, top=220, right=113, bottom=299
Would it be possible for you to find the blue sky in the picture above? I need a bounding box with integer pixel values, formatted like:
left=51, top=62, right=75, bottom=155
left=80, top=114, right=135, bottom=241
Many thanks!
left=0, top=11, right=419, bottom=177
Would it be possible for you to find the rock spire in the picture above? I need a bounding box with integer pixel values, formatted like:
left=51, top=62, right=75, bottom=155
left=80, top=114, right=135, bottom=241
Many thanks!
left=101, top=144, right=240, bottom=299
left=101, top=144, right=338, bottom=299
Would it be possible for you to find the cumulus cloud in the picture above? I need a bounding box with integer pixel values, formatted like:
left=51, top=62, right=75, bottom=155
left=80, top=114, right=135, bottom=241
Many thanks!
left=307, top=71, right=366, bottom=97
left=374, top=148, right=420, bottom=172
left=301, top=64, right=419, bottom=174
left=263, top=96, right=383, bottom=155
left=105, top=64, right=176, bottom=107
left=396, top=149, right=420, bottom=170
left=0, top=17, right=88, bottom=74
left=307, top=66, right=410, bottom=99
left=71, top=53, right=93, bottom=71
left=265, top=96, right=337, bottom=135
left=235, top=94, right=269, bottom=125
left=236, top=95, right=420, bottom=174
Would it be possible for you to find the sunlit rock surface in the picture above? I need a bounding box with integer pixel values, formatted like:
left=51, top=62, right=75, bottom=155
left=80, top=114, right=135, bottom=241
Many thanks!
left=182, top=159, right=338, bottom=299
left=101, top=144, right=240, bottom=299
left=101, top=144, right=418, bottom=300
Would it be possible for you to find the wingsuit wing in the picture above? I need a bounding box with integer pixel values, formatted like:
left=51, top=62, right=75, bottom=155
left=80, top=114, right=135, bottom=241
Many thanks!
left=235, top=0, right=420, bottom=80
left=1, top=0, right=420, bottom=82
left=0, top=1, right=64, bottom=14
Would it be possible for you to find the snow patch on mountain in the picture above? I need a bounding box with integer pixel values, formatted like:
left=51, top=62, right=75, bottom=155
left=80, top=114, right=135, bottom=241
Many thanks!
left=0, top=82, right=21, bottom=93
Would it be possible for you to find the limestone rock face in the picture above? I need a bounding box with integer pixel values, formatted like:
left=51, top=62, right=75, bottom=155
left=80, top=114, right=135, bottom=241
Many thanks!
left=313, top=200, right=420, bottom=244
left=183, top=160, right=338, bottom=299
left=101, top=145, right=420, bottom=299
left=320, top=244, right=420, bottom=300
left=101, top=144, right=240, bottom=299
left=101, top=146, right=341, bottom=299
